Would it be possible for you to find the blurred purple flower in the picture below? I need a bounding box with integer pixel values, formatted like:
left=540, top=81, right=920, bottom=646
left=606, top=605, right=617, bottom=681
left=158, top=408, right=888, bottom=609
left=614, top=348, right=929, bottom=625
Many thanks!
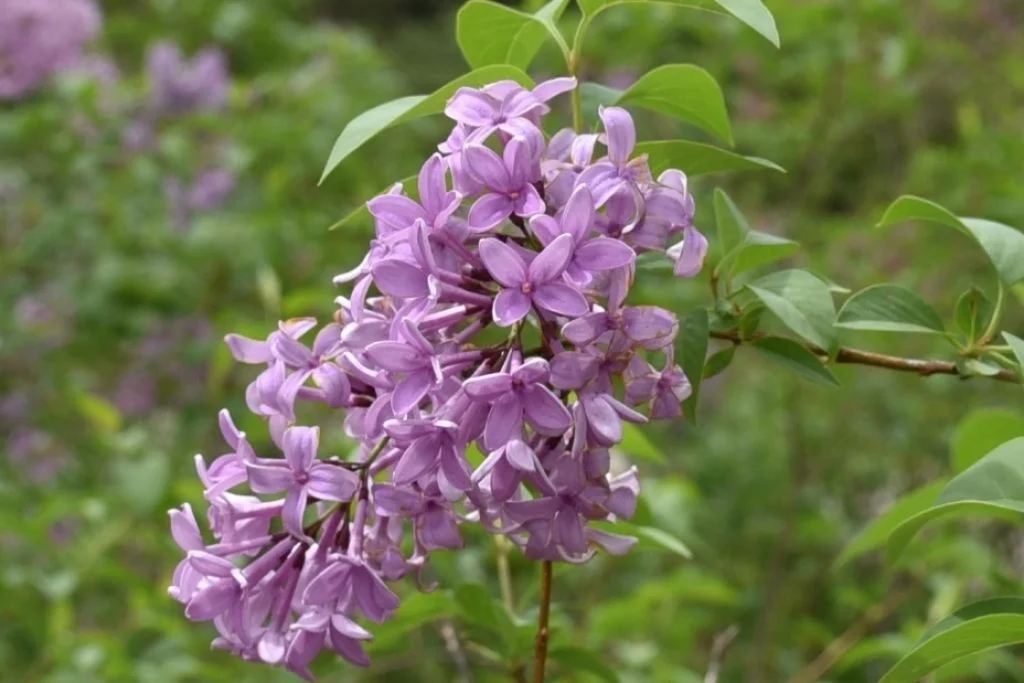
left=146, top=41, right=229, bottom=115
left=0, top=0, right=102, bottom=99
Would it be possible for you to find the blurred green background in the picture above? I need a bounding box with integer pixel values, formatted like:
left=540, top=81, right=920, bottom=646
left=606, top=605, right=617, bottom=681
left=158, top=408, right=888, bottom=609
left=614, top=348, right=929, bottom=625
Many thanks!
left=2, top=0, right=1024, bottom=681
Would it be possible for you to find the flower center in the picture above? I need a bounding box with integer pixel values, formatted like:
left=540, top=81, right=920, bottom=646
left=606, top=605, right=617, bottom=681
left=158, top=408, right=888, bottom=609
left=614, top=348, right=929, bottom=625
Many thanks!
left=520, top=282, right=533, bottom=295
left=294, top=472, right=310, bottom=485
left=508, top=191, right=520, bottom=200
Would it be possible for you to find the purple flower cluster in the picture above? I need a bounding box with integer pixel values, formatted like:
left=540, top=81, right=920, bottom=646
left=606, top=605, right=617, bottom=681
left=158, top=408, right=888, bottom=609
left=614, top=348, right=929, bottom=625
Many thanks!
left=169, top=77, right=707, bottom=677
left=0, top=0, right=102, bottom=99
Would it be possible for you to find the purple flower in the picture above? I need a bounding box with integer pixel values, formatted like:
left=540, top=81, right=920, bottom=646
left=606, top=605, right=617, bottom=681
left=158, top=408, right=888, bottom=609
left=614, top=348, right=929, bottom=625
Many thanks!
left=530, top=184, right=635, bottom=286
left=368, top=154, right=462, bottom=236
left=147, top=41, right=229, bottom=115
left=0, top=0, right=102, bottom=99
left=577, top=106, right=652, bottom=204
left=384, top=418, right=471, bottom=500
left=444, top=77, right=577, bottom=141
left=245, top=426, right=359, bottom=539
left=463, top=137, right=544, bottom=231
left=479, top=234, right=589, bottom=326
left=463, top=357, right=571, bottom=450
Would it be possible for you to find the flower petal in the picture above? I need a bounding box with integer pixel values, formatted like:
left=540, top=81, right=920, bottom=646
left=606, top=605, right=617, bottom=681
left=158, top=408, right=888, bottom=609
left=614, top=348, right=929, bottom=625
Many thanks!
left=511, top=357, right=549, bottom=385
left=561, top=313, right=610, bottom=347
left=513, top=184, right=545, bottom=218
left=598, top=106, right=636, bottom=167
left=391, top=370, right=434, bottom=415
left=247, top=462, right=294, bottom=494
left=444, top=88, right=498, bottom=127
left=561, top=184, right=596, bottom=243
left=492, top=288, right=531, bottom=327
left=463, top=144, right=511, bottom=192
left=532, top=282, right=590, bottom=318
left=308, top=463, right=359, bottom=501
left=531, top=77, right=577, bottom=103
left=478, top=238, right=527, bottom=287
left=371, top=259, right=428, bottom=298
left=393, top=435, right=439, bottom=485
left=672, top=225, right=708, bottom=278
left=483, top=393, right=524, bottom=451
left=522, top=384, right=572, bottom=435
left=418, top=153, right=448, bottom=218
left=224, top=334, right=270, bottom=364
left=467, top=193, right=513, bottom=232
left=574, top=238, right=635, bottom=271
left=364, top=341, right=425, bottom=372
left=282, top=485, right=309, bottom=538
left=528, top=233, right=574, bottom=284
left=367, top=194, right=426, bottom=233
left=549, top=351, right=600, bottom=390
left=462, top=372, right=514, bottom=402
left=283, top=426, right=318, bottom=473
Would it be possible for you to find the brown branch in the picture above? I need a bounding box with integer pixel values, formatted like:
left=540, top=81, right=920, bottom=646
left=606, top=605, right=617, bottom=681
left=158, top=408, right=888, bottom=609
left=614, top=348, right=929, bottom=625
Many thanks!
left=786, top=588, right=913, bottom=683
left=704, top=626, right=740, bottom=683
left=710, top=330, right=1020, bottom=383
left=532, top=561, right=554, bottom=683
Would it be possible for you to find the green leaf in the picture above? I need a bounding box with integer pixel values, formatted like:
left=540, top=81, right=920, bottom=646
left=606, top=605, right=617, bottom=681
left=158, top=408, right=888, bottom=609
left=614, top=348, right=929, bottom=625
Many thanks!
left=953, top=287, right=994, bottom=343
left=636, top=140, right=784, bottom=178
left=456, top=0, right=568, bottom=71
left=678, top=308, right=709, bottom=425
left=620, top=423, right=667, bottom=464
left=713, top=0, right=780, bottom=47
left=835, top=284, right=945, bottom=334
left=576, top=0, right=779, bottom=48
left=746, top=269, right=837, bottom=349
left=880, top=597, right=1024, bottom=683
left=951, top=409, right=1024, bottom=473
left=750, top=337, right=839, bottom=386
left=878, top=196, right=1024, bottom=286
left=454, top=583, right=516, bottom=649
left=887, top=438, right=1024, bottom=563
left=713, top=189, right=800, bottom=279
left=1004, top=332, right=1024, bottom=376
left=712, top=188, right=748, bottom=255
left=580, top=82, right=623, bottom=122
left=703, top=347, right=736, bottom=379
left=320, top=65, right=534, bottom=183
left=835, top=480, right=947, bottom=568
left=369, top=591, right=457, bottom=652
left=616, top=64, right=733, bottom=145
left=550, top=647, right=620, bottom=682
left=718, top=232, right=800, bottom=280
left=328, top=175, right=417, bottom=232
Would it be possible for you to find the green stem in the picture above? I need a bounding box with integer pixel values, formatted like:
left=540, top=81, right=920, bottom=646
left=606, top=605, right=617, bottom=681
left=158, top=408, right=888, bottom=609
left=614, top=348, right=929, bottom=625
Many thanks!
left=569, top=50, right=583, bottom=133
left=977, top=281, right=1005, bottom=348
left=495, top=535, right=516, bottom=614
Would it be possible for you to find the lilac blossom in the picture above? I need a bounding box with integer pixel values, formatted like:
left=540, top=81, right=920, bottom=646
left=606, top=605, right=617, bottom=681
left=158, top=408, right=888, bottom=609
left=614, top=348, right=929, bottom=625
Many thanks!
left=0, top=0, right=102, bottom=99
left=169, top=77, right=708, bottom=677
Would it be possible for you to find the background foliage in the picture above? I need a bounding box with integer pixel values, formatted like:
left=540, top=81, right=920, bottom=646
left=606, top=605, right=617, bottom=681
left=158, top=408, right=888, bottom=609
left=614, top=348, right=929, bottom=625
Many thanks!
left=2, top=0, right=1023, bottom=681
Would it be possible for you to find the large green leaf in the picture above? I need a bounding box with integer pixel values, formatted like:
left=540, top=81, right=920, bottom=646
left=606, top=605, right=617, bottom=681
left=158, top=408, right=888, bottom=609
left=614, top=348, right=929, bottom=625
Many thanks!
left=835, top=480, right=947, bottom=568
left=878, top=196, right=1024, bottom=286
left=951, top=409, right=1024, bottom=473
left=835, top=284, right=945, bottom=334
left=678, top=308, right=709, bottom=425
left=614, top=521, right=694, bottom=558
left=887, top=438, right=1024, bottom=563
left=746, top=269, right=837, bottom=349
left=576, top=0, right=779, bottom=48
left=456, top=0, right=569, bottom=70
left=616, top=64, right=733, bottom=144
left=712, top=188, right=748, bottom=255
left=320, top=65, right=534, bottom=183
left=881, top=598, right=1024, bottom=683
left=637, top=140, right=784, bottom=177
left=712, top=189, right=800, bottom=279
left=750, top=337, right=839, bottom=386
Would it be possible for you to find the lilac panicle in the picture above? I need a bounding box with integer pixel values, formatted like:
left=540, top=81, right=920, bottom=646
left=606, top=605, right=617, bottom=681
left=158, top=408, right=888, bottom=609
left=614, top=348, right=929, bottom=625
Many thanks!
left=0, top=0, right=102, bottom=99
left=170, top=75, right=706, bottom=678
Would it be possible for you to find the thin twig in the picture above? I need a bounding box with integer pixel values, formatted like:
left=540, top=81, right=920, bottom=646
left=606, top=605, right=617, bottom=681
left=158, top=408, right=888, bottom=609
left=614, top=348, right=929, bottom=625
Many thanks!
left=532, top=561, right=554, bottom=683
left=711, top=330, right=1020, bottom=383
left=439, top=620, right=475, bottom=683
left=704, top=625, right=740, bottom=683
left=786, top=589, right=913, bottom=683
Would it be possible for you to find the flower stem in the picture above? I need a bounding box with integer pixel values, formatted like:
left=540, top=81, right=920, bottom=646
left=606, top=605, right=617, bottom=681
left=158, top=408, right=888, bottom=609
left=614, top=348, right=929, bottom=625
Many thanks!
left=495, top=535, right=516, bottom=614
left=569, top=50, right=583, bottom=133
left=531, top=560, right=554, bottom=683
